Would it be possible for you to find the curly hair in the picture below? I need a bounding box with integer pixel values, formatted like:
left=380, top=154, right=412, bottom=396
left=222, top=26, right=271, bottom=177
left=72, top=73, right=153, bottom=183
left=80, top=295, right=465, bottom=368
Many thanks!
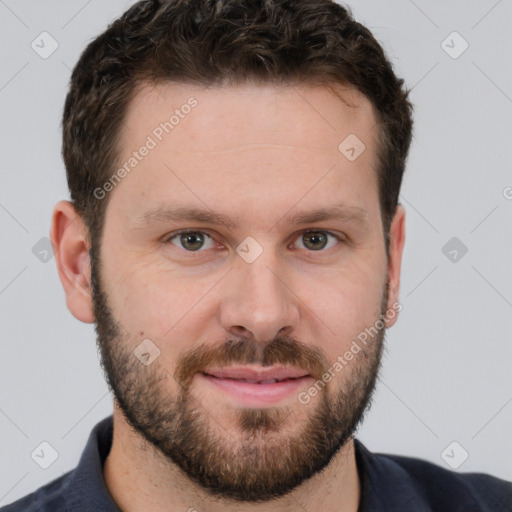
left=62, top=0, right=413, bottom=254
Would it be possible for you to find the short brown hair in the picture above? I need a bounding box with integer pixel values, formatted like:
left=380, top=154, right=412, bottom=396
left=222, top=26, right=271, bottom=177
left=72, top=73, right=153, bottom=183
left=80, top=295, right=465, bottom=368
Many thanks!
left=62, top=0, right=413, bottom=254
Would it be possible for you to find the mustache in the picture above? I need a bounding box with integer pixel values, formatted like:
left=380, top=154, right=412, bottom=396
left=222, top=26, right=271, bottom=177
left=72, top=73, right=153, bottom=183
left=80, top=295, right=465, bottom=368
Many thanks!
left=174, top=335, right=330, bottom=390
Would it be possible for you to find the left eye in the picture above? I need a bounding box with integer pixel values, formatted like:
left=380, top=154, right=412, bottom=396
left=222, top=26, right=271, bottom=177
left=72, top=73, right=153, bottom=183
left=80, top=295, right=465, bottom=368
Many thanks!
left=166, top=230, right=340, bottom=252
left=294, top=231, right=340, bottom=251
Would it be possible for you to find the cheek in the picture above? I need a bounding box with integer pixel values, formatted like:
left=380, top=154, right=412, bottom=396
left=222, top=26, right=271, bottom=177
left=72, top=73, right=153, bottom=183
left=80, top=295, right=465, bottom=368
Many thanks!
left=106, top=261, right=217, bottom=341
left=308, top=265, right=386, bottom=355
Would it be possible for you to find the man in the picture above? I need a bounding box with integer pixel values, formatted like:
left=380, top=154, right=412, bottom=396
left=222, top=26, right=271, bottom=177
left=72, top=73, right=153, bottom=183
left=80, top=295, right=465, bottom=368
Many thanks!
left=2, top=0, right=511, bottom=510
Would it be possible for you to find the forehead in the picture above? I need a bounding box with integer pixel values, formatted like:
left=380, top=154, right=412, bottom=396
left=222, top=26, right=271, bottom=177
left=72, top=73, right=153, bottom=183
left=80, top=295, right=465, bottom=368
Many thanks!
left=110, top=81, right=381, bottom=228
left=122, top=80, right=378, bottom=153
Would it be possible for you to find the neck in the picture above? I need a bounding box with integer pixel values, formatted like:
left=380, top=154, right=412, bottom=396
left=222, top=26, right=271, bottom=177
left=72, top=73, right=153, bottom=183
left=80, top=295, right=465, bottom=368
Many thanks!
left=103, top=406, right=361, bottom=512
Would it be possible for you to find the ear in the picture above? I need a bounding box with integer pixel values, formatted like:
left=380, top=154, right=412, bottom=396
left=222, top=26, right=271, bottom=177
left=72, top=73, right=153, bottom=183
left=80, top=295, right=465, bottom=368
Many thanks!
left=385, top=204, right=406, bottom=328
left=50, top=200, right=94, bottom=323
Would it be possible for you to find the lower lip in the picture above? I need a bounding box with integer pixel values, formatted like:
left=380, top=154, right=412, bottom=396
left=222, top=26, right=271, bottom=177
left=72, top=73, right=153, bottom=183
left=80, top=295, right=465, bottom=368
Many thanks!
left=198, top=373, right=313, bottom=406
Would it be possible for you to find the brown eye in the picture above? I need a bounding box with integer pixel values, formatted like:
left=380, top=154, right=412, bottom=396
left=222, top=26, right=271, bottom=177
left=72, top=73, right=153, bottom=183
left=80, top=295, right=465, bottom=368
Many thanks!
left=295, top=231, right=340, bottom=251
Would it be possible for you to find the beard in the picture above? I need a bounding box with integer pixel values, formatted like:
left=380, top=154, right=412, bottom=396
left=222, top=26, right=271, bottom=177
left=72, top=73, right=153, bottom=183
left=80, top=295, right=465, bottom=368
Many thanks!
left=90, top=247, right=388, bottom=503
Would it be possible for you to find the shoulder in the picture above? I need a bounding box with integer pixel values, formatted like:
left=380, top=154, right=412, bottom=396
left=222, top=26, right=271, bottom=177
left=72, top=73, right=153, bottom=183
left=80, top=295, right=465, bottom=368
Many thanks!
left=354, top=439, right=512, bottom=511
left=389, top=451, right=511, bottom=510
left=0, top=415, right=116, bottom=512
left=0, top=471, right=72, bottom=511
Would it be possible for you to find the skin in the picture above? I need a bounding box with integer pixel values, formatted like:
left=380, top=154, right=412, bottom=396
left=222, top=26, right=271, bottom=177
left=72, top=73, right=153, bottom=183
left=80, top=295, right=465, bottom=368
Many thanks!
left=50, top=82, right=406, bottom=512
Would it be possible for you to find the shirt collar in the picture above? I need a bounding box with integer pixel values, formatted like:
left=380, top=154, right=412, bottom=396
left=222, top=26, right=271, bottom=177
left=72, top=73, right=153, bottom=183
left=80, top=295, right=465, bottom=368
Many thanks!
left=354, top=437, right=431, bottom=512
left=66, top=415, right=121, bottom=511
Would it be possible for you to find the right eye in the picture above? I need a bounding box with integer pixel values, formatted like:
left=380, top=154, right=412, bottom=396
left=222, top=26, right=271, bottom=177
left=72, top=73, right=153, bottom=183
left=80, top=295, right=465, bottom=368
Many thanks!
left=166, top=230, right=217, bottom=252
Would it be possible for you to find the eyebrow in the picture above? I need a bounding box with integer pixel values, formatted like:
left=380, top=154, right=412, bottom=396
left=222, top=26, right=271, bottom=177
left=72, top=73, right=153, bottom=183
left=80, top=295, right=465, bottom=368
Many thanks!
left=134, top=204, right=368, bottom=231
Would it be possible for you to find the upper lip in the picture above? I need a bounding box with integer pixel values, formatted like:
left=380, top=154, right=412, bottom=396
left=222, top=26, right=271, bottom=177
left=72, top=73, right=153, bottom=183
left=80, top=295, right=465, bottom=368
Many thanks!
left=202, top=366, right=310, bottom=381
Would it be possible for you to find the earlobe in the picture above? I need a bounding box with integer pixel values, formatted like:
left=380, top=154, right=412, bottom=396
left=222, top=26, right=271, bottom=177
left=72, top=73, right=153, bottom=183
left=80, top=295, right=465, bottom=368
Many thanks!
left=50, top=200, right=95, bottom=323
left=385, top=204, right=406, bottom=328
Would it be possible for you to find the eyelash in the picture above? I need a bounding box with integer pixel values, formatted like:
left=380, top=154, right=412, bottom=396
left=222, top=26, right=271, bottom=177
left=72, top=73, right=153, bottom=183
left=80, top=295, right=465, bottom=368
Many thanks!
left=162, top=229, right=344, bottom=253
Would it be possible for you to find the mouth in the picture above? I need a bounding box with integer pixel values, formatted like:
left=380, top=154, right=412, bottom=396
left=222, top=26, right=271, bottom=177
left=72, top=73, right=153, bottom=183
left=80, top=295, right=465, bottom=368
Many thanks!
left=203, top=376, right=302, bottom=384
left=197, top=366, right=313, bottom=406
left=202, top=366, right=310, bottom=381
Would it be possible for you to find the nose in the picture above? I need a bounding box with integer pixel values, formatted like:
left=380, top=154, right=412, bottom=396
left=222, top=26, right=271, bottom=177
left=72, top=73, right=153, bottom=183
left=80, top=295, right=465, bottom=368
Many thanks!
left=220, top=252, right=300, bottom=345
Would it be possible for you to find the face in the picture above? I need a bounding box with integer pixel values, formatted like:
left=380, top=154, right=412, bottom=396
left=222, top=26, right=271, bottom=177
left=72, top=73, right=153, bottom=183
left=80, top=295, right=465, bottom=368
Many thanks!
left=88, top=82, right=401, bottom=502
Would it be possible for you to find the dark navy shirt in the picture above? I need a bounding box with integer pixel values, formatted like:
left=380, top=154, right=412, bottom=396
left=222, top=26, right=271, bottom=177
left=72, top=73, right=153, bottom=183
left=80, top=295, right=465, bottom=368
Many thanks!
left=1, top=415, right=511, bottom=511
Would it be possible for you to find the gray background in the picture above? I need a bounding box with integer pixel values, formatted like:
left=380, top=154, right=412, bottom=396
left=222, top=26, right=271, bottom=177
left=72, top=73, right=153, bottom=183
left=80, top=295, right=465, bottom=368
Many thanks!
left=1, top=0, right=511, bottom=506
